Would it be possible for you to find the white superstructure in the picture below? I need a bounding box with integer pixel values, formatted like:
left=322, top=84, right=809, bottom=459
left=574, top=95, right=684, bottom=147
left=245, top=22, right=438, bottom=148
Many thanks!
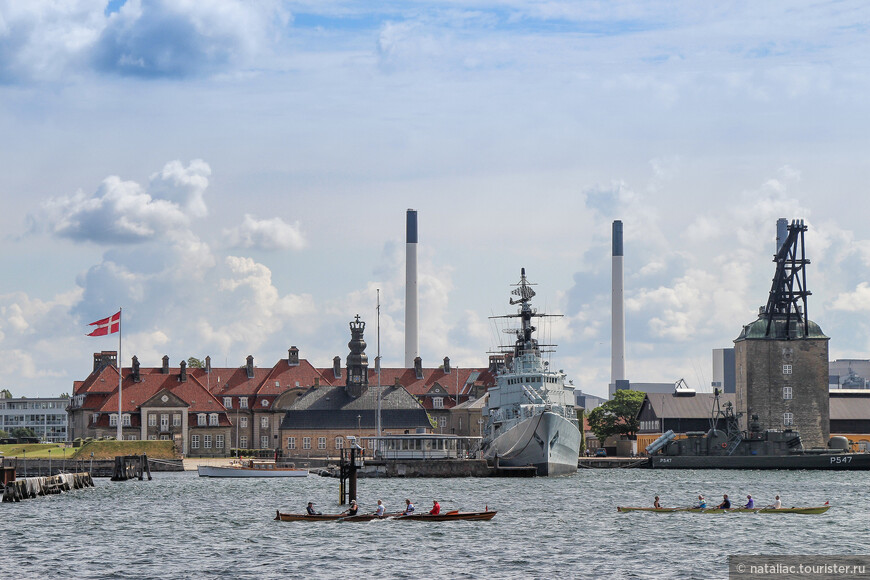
left=482, top=269, right=581, bottom=476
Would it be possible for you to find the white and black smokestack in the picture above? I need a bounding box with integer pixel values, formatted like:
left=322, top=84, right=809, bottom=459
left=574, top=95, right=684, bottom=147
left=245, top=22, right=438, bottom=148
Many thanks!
left=611, top=220, right=626, bottom=385
left=404, top=209, right=419, bottom=368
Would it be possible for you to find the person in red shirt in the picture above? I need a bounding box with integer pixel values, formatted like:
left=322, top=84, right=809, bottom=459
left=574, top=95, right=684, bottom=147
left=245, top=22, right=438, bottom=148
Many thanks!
left=429, top=500, right=441, bottom=515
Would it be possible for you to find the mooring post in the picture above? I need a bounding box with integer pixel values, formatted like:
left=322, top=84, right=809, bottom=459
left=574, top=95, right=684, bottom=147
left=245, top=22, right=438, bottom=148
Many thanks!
left=338, top=449, right=346, bottom=505
left=349, top=447, right=358, bottom=503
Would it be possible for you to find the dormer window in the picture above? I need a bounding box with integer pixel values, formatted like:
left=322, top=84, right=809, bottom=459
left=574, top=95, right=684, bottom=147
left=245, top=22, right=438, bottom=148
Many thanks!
left=432, top=397, right=444, bottom=409
left=209, top=413, right=219, bottom=426
left=223, top=397, right=232, bottom=408
left=261, top=399, right=269, bottom=407
left=122, top=414, right=131, bottom=427
left=197, top=413, right=206, bottom=426
left=240, top=397, right=248, bottom=409
left=109, top=414, right=118, bottom=426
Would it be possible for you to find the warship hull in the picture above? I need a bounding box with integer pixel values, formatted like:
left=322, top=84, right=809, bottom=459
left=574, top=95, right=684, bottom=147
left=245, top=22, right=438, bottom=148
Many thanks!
left=650, top=453, right=870, bottom=470
left=486, top=411, right=581, bottom=476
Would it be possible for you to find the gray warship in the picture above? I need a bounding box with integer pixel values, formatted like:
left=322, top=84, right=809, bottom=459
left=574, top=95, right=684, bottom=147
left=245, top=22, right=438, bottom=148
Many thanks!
left=645, top=389, right=870, bottom=469
left=481, top=269, right=581, bottom=476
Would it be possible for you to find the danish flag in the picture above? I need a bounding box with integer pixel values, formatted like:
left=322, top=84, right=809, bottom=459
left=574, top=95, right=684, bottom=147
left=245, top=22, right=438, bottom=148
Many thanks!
left=87, top=311, right=121, bottom=336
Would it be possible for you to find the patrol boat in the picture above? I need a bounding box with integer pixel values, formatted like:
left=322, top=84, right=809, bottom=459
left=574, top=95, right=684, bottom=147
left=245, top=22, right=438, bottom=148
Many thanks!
left=481, top=269, right=581, bottom=476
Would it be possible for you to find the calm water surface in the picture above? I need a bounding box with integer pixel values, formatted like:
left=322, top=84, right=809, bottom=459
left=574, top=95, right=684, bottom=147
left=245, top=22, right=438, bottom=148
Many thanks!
left=2, top=469, right=868, bottom=579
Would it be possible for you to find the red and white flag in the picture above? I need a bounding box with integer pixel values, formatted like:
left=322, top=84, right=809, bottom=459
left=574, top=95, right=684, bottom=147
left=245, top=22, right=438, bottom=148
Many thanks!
left=87, top=311, right=121, bottom=336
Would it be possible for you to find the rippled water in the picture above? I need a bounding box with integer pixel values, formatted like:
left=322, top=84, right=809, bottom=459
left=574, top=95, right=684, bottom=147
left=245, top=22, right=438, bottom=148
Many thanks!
left=2, top=469, right=869, bottom=579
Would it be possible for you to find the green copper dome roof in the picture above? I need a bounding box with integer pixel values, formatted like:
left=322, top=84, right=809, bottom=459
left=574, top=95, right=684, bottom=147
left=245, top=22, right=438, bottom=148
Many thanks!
left=735, top=315, right=828, bottom=341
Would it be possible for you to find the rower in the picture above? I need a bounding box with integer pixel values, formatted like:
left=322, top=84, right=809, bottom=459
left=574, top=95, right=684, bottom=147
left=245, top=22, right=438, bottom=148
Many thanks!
left=695, top=495, right=707, bottom=509
left=342, top=500, right=358, bottom=516
left=653, top=496, right=661, bottom=509
left=404, top=499, right=415, bottom=514
left=744, top=495, right=754, bottom=509
left=375, top=499, right=386, bottom=517
left=769, top=495, right=782, bottom=509
left=717, top=494, right=731, bottom=509
left=429, top=500, right=441, bottom=515
left=306, top=502, right=321, bottom=516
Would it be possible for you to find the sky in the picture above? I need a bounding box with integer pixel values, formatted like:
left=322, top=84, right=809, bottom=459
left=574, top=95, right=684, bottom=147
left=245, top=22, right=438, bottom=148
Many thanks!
left=1, top=0, right=869, bottom=399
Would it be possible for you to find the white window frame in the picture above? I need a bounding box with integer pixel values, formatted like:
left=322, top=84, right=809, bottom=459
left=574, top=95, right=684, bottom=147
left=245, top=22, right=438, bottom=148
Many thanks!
left=260, top=416, right=269, bottom=429
left=239, top=397, right=248, bottom=409
left=109, top=414, right=118, bottom=427
left=173, top=414, right=181, bottom=427
left=209, top=413, right=219, bottom=426
left=148, top=414, right=156, bottom=427
left=197, top=413, right=206, bottom=426
left=160, top=414, right=169, bottom=430
left=439, top=416, right=447, bottom=428
left=287, top=437, right=296, bottom=450
left=240, top=436, right=248, bottom=448
left=216, top=435, right=224, bottom=449
left=240, top=417, right=248, bottom=428
left=783, top=386, right=793, bottom=400
left=432, top=397, right=444, bottom=409
left=317, top=437, right=326, bottom=450
left=335, top=437, right=344, bottom=449
left=783, top=412, right=794, bottom=426
left=204, top=435, right=212, bottom=449
left=122, top=414, right=131, bottom=427
left=303, top=437, right=311, bottom=450
left=783, top=364, right=793, bottom=375
left=260, top=435, right=269, bottom=449
left=223, top=397, right=232, bottom=408
left=191, top=435, right=200, bottom=449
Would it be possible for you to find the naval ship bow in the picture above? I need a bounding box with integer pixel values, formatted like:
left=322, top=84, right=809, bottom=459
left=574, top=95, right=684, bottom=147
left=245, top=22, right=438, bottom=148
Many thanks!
left=481, top=269, right=581, bottom=476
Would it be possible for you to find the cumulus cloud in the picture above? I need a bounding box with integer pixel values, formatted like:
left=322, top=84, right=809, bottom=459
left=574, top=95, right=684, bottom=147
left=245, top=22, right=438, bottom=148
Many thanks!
left=224, top=214, right=306, bottom=251
left=831, top=283, right=870, bottom=313
left=33, top=160, right=209, bottom=244
left=0, top=0, right=286, bottom=83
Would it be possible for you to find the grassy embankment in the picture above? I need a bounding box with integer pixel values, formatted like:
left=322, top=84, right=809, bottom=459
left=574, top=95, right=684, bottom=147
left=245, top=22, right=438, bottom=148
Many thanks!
left=0, top=440, right=177, bottom=460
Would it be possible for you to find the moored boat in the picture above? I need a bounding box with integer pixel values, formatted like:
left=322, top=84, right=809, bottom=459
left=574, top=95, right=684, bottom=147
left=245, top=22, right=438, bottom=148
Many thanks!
left=197, top=459, right=308, bottom=478
left=482, top=269, right=581, bottom=476
left=617, top=505, right=830, bottom=514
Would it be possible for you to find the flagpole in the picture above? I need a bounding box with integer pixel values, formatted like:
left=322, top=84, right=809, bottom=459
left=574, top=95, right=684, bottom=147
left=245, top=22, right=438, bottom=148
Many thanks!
left=117, top=307, right=122, bottom=441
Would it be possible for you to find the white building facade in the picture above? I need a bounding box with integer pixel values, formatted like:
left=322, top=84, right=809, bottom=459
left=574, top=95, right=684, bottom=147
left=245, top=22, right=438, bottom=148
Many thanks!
left=0, top=393, right=69, bottom=442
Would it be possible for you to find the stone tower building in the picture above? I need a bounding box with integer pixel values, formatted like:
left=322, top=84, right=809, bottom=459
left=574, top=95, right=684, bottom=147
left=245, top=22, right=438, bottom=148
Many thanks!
left=734, top=220, right=830, bottom=449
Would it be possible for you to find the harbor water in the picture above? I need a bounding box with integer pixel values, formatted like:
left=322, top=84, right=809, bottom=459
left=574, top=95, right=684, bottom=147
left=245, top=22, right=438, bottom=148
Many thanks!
left=2, top=469, right=869, bottom=579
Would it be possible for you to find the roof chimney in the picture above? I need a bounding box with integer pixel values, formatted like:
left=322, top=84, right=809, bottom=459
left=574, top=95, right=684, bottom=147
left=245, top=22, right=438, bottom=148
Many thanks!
left=180, top=360, right=187, bottom=382
left=443, top=357, right=450, bottom=373
left=246, top=355, right=254, bottom=379
left=333, top=356, right=341, bottom=379
left=161, top=355, right=170, bottom=374
left=205, top=356, right=211, bottom=373
left=288, top=346, right=299, bottom=366
left=414, top=356, right=423, bottom=380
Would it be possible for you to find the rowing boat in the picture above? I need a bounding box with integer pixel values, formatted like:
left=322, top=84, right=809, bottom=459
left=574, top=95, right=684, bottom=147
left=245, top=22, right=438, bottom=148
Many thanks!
left=396, top=510, right=497, bottom=521
left=616, top=506, right=830, bottom=514
left=275, top=509, right=498, bottom=522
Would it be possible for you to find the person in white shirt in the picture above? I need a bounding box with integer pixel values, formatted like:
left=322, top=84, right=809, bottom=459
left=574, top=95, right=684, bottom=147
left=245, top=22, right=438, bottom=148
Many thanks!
left=375, top=499, right=386, bottom=517
left=771, top=495, right=782, bottom=509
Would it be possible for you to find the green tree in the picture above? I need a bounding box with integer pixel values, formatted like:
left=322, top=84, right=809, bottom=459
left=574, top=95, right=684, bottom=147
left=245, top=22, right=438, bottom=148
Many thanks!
left=587, top=390, right=646, bottom=442
left=0, top=388, right=12, bottom=399
left=187, top=357, right=204, bottom=368
left=0, top=429, right=9, bottom=439
left=10, top=427, right=38, bottom=439
left=59, top=392, right=70, bottom=399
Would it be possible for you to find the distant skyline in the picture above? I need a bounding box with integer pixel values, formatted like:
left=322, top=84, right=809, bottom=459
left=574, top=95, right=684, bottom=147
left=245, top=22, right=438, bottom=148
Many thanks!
left=1, top=1, right=869, bottom=398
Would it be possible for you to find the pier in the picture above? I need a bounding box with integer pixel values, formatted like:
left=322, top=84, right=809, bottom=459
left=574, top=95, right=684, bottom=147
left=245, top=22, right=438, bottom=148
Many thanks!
left=578, top=457, right=650, bottom=468
left=2, top=472, right=94, bottom=502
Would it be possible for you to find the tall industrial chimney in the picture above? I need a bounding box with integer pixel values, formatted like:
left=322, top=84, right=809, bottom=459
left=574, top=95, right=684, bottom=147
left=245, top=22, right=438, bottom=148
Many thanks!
left=404, top=209, right=419, bottom=368
left=611, top=220, right=626, bottom=386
